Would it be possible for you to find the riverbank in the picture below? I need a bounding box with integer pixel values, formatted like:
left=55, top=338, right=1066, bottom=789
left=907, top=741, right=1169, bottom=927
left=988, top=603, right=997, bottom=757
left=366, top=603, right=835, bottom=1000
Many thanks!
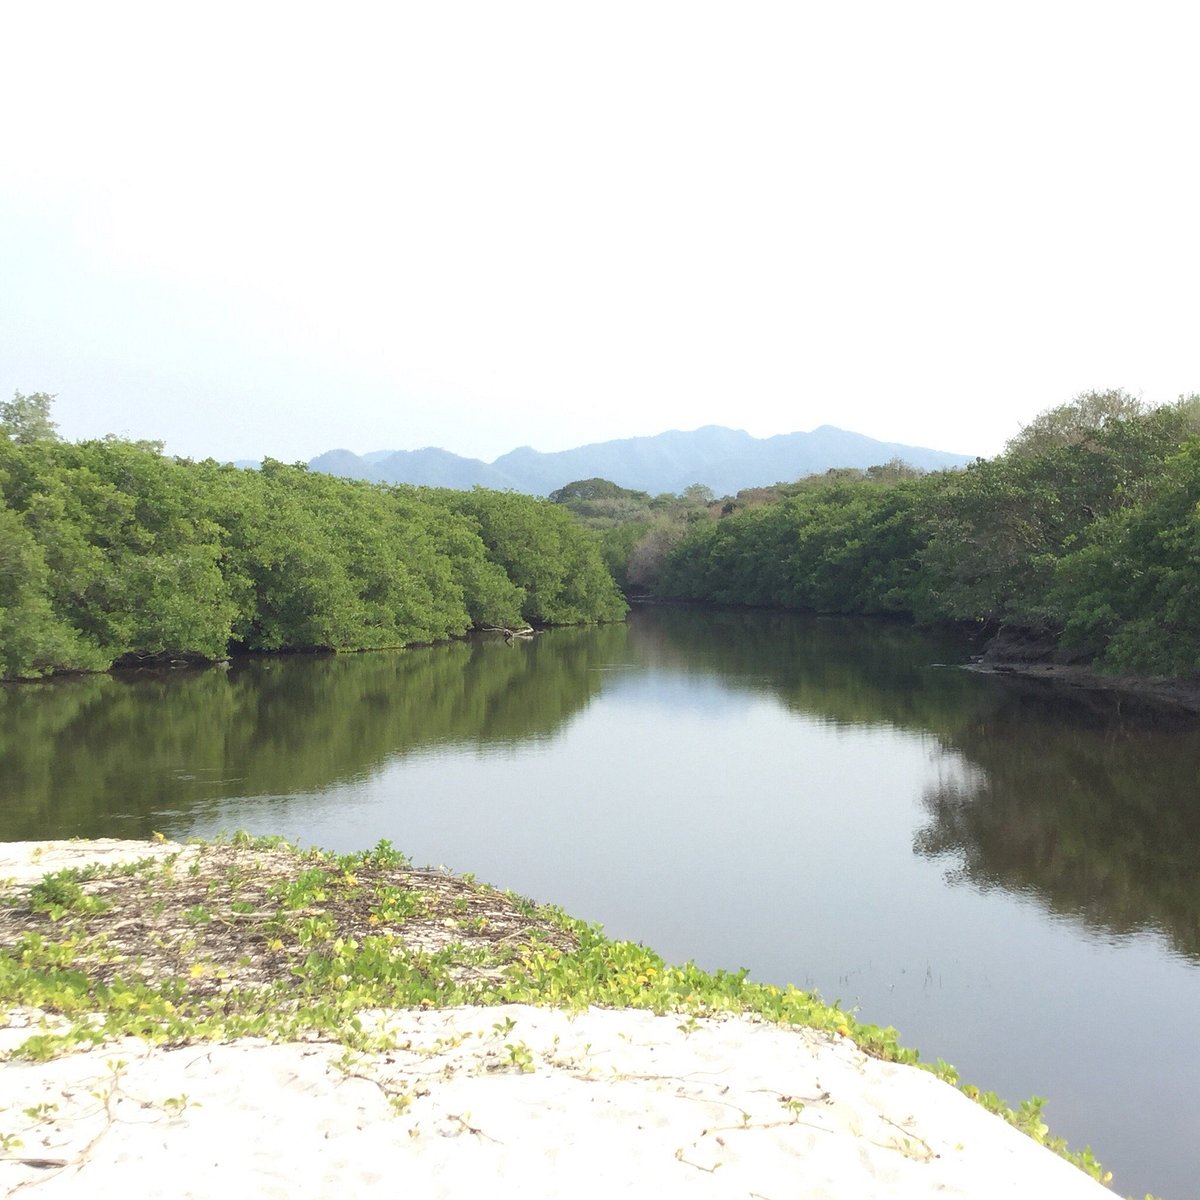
left=975, top=624, right=1200, bottom=718
left=632, top=598, right=1200, bottom=720
left=0, top=839, right=1116, bottom=1198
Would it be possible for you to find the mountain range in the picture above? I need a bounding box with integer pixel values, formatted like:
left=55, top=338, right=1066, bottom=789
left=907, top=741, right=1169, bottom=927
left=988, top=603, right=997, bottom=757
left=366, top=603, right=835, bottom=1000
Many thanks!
left=306, top=425, right=974, bottom=497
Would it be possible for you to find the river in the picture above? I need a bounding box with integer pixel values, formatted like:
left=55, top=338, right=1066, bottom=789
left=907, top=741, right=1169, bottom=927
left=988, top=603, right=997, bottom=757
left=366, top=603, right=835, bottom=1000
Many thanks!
left=2, top=606, right=1197, bottom=1199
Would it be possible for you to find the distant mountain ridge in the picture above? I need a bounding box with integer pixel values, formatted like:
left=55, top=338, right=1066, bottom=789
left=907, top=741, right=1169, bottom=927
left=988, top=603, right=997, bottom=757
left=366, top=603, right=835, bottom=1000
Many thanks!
left=308, top=425, right=974, bottom=496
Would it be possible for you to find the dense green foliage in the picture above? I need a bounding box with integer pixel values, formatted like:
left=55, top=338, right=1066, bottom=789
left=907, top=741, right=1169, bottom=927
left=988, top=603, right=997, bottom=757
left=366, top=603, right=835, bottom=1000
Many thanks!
left=659, top=481, right=925, bottom=615
left=0, top=390, right=59, bottom=445
left=1049, top=439, right=1200, bottom=674
left=0, top=400, right=626, bottom=679
left=548, top=476, right=719, bottom=592
left=429, top=488, right=628, bottom=626
left=654, top=391, right=1200, bottom=677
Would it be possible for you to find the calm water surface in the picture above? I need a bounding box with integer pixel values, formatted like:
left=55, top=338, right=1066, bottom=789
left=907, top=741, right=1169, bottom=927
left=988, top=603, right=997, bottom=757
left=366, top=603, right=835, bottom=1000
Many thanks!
left=3, top=607, right=1199, bottom=1199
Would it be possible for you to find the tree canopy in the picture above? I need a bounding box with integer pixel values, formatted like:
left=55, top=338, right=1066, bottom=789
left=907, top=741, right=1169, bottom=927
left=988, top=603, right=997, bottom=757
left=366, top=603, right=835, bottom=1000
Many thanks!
left=652, top=391, right=1200, bottom=677
left=0, top=409, right=627, bottom=680
left=548, top=478, right=650, bottom=504
left=1003, top=388, right=1148, bottom=458
left=1, top=391, right=59, bottom=445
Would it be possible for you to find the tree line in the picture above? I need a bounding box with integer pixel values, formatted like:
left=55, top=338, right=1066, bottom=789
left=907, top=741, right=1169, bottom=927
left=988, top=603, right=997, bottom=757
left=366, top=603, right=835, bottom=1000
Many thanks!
left=9, top=387, right=1199, bottom=681
left=0, top=394, right=626, bottom=680
left=639, top=390, right=1200, bottom=677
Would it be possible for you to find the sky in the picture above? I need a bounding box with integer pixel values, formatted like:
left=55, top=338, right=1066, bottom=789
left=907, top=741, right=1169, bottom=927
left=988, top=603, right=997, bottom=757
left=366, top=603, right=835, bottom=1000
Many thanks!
left=3, top=2, right=1198, bottom=466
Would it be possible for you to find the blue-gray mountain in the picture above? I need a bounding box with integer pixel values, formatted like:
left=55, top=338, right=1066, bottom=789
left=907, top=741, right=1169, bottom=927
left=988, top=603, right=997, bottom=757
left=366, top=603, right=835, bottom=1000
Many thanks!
left=308, top=425, right=973, bottom=496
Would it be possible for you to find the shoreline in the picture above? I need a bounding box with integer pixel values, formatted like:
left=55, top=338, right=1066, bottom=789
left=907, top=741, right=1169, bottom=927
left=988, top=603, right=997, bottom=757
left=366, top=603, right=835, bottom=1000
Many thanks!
left=967, top=658, right=1200, bottom=717
left=633, top=597, right=1200, bottom=720
left=972, top=622, right=1200, bottom=718
left=0, top=839, right=1116, bottom=1198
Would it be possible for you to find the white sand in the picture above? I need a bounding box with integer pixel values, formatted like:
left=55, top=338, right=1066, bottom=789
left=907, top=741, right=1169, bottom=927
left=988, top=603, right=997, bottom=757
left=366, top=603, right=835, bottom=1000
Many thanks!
left=0, top=838, right=201, bottom=886
left=0, top=842, right=1113, bottom=1199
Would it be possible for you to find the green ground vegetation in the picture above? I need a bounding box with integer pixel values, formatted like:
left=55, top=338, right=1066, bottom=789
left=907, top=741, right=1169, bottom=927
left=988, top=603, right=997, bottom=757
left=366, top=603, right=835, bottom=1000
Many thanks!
left=0, top=836, right=1110, bottom=1186
left=0, top=395, right=626, bottom=679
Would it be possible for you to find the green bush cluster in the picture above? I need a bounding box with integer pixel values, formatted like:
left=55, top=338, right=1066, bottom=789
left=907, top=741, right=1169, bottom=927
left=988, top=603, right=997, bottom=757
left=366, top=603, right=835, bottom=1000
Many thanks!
left=0, top=400, right=626, bottom=679
left=656, top=391, right=1200, bottom=677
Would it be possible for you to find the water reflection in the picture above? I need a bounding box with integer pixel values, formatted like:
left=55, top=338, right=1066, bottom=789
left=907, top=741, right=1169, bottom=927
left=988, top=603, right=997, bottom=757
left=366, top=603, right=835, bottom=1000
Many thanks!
left=914, top=686, right=1200, bottom=959
left=636, top=608, right=1200, bottom=964
left=627, top=606, right=992, bottom=731
left=4, top=608, right=1200, bottom=967
left=3, top=606, right=1199, bottom=1196
left=0, top=625, right=627, bottom=839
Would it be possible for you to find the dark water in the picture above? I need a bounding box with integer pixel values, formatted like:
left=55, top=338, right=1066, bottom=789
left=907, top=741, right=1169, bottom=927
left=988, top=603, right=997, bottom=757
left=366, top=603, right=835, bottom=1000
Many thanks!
left=2, top=607, right=1198, bottom=1199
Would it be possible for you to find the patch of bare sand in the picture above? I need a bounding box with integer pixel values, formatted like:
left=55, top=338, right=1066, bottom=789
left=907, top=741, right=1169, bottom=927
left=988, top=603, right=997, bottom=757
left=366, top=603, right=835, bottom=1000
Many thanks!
left=0, top=842, right=1114, bottom=1198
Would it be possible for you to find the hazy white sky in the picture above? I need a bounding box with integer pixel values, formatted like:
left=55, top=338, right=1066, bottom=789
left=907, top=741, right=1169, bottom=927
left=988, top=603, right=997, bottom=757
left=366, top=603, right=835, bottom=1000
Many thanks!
left=3, top=2, right=1197, bottom=465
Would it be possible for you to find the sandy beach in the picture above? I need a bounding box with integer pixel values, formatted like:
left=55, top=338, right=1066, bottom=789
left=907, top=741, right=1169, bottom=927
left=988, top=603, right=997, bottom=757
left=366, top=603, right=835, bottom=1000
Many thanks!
left=0, top=841, right=1114, bottom=1198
